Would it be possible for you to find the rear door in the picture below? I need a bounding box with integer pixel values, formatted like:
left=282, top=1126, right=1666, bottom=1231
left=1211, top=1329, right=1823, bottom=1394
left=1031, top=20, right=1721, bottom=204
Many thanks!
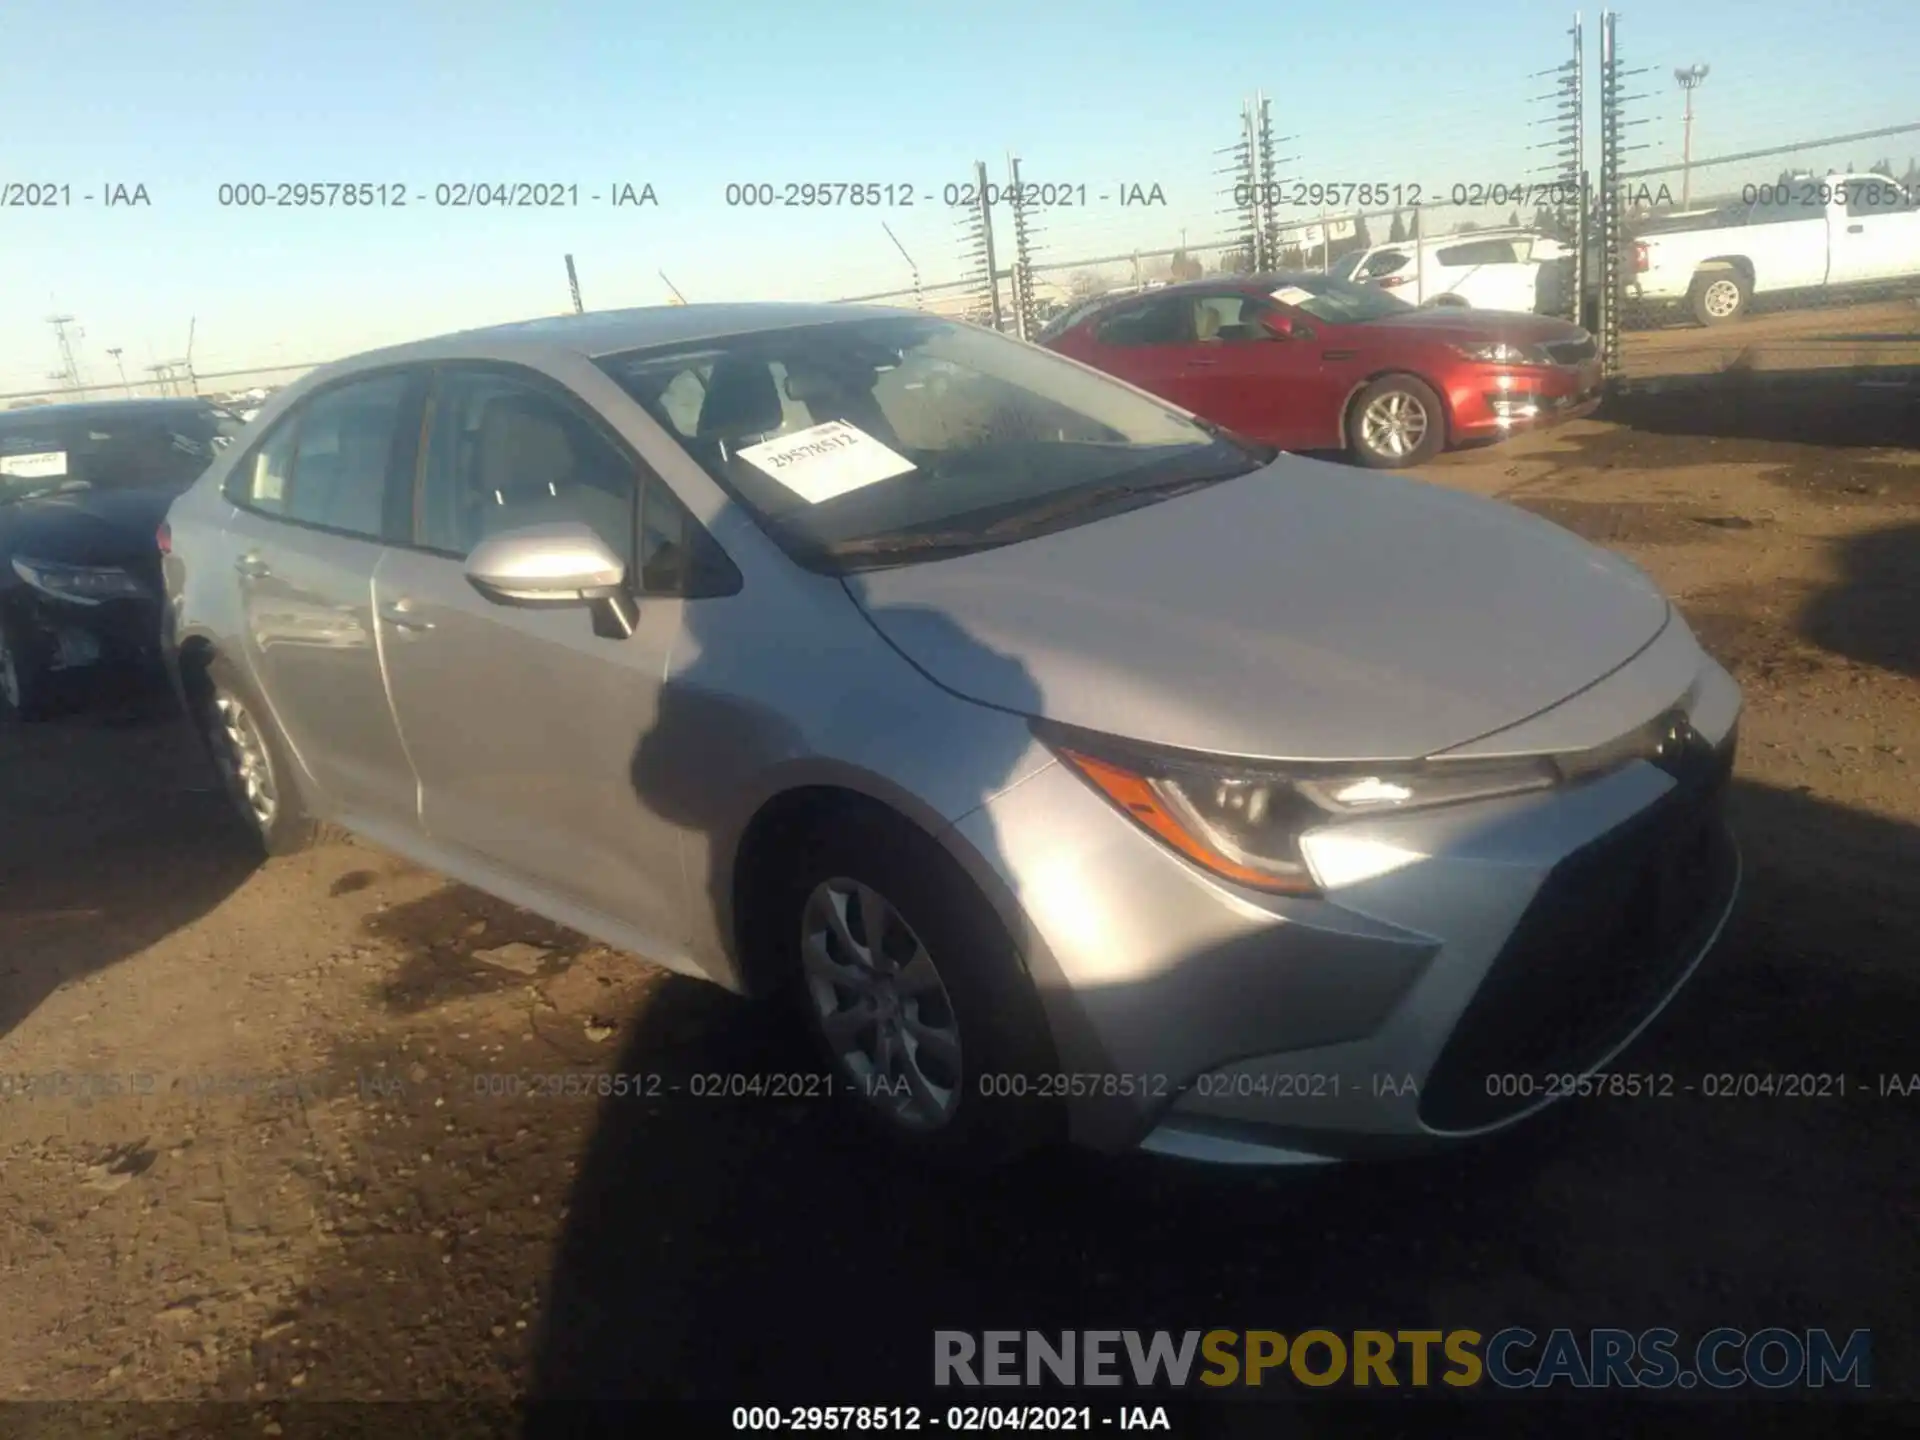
left=1431, top=237, right=1533, bottom=309
left=373, top=362, right=708, bottom=953
left=220, top=371, right=423, bottom=832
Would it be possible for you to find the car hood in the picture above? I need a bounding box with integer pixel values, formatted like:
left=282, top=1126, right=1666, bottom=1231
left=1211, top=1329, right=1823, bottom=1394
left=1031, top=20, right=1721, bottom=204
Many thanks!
left=846, top=458, right=1671, bottom=762
left=0, top=486, right=179, bottom=567
left=1358, top=308, right=1589, bottom=345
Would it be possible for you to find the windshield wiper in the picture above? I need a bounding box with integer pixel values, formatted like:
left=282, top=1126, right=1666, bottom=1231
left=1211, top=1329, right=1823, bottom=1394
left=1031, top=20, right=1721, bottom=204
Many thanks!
left=0, top=478, right=91, bottom=505
left=827, top=468, right=1249, bottom=565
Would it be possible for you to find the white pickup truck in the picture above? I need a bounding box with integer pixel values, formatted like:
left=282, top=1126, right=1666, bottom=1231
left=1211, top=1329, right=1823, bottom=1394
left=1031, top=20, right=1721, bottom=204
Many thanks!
left=1631, top=173, right=1920, bottom=325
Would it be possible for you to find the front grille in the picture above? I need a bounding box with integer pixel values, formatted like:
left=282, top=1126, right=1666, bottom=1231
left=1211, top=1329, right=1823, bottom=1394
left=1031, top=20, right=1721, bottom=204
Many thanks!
left=1546, top=337, right=1597, bottom=365
left=1419, top=725, right=1738, bottom=1131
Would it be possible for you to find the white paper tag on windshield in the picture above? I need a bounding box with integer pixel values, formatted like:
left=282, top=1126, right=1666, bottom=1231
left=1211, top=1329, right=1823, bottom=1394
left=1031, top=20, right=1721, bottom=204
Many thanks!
left=0, top=450, right=68, bottom=479
left=736, top=420, right=915, bottom=504
left=1270, top=286, right=1315, bottom=307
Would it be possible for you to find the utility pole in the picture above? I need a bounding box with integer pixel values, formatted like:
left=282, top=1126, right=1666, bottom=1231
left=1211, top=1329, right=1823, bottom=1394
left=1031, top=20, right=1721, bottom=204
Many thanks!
left=564, top=254, right=584, bottom=314
left=107, top=348, right=131, bottom=397
left=1675, top=64, right=1709, bottom=208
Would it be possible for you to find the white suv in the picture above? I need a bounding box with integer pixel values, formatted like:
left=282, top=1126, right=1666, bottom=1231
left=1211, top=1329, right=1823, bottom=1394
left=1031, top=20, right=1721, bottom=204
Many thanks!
left=1346, top=229, right=1567, bottom=312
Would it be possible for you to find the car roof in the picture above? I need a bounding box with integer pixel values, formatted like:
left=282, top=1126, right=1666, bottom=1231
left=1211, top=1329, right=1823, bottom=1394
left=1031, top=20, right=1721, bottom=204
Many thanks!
left=339, top=302, right=918, bottom=371
left=0, top=396, right=225, bottom=427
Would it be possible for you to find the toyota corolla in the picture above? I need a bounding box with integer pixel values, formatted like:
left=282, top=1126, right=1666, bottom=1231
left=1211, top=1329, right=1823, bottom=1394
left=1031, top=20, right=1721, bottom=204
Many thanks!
left=161, top=303, right=1739, bottom=1168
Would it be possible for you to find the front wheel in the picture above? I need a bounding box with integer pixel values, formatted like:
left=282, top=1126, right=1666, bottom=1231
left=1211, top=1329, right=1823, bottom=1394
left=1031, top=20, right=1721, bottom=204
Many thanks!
left=774, top=809, right=1063, bottom=1169
left=1348, top=375, right=1446, bottom=469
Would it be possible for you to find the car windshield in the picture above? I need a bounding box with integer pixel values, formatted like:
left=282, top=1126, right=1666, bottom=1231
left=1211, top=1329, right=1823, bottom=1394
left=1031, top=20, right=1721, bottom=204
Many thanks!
left=0, top=405, right=231, bottom=502
left=598, top=314, right=1268, bottom=572
left=1269, top=275, right=1418, bottom=324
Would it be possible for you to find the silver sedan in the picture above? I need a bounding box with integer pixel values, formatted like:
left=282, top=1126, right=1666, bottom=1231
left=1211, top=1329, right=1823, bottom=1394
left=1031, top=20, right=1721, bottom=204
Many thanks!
left=162, top=302, right=1741, bottom=1168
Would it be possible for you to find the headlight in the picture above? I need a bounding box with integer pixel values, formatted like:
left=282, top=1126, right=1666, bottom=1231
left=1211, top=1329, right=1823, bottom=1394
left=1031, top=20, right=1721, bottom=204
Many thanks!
left=10, top=556, right=149, bottom=606
left=1452, top=340, right=1547, bottom=365
left=1050, top=713, right=1686, bottom=896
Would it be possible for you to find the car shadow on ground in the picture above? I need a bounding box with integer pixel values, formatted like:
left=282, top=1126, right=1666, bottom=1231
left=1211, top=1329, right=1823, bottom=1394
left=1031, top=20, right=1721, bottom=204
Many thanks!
left=1599, top=367, right=1920, bottom=451
left=0, top=682, right=256, bottom=1043
left=1802, top=519, right=1920, bottom=679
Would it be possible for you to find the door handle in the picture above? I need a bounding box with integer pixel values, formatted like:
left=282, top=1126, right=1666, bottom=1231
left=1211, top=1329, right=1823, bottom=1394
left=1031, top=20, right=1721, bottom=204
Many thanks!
left=1846, top=223, right=1865, bottom=233
left=1185, top=357, right=1219, bottom=367
left=378, top=600, right=435, bottom=632
left=234, top=555, right=271, bottom=578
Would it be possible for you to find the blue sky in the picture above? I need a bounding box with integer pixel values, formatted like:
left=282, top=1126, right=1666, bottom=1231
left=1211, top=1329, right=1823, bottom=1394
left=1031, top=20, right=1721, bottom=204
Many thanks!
left=4, top=0, right=1917, bottom=393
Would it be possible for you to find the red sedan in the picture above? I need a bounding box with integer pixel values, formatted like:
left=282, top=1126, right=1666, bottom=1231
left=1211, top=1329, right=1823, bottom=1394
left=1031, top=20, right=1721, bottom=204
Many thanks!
left=1038, top=273, right=1603, bottom=468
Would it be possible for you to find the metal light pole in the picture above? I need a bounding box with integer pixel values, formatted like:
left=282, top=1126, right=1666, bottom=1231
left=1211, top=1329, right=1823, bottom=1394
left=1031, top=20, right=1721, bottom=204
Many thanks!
left=1675, top=64, right=1709, bottom=208
left=107, top=347, right=131, bottom=397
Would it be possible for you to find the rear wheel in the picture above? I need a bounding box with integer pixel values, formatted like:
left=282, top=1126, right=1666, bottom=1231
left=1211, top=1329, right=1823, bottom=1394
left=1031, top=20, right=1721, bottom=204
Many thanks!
left=0, top=613, right=55, bottom=723
left=1348, top=374, right=1446, bottom=468
left=193, top=655, right=327, bottom=856
left=1689, top=269, right=1750, bottom=326
left=773, top=808, right=1063, bottom=1169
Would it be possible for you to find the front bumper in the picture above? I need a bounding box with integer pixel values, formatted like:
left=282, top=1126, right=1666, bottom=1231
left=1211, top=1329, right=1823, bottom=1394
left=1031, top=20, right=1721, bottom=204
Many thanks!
left=1449, top=360, right=1605, bottom=441
left=5, top=586, right=166, bottom=678
left=955, top=636, right=1741, bottom=1163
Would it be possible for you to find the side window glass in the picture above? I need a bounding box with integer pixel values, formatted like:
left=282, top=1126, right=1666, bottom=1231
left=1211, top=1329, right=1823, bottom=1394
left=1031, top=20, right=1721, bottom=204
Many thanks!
left=1846, top=180, right=1902, bottom=217
left=1094, top=298, right=1190, bottom=346
left=419, top=370, right=636, bottom=563
left=228, top=417, right=299, bottom=514
left=280, top=375, right=409, bottom=537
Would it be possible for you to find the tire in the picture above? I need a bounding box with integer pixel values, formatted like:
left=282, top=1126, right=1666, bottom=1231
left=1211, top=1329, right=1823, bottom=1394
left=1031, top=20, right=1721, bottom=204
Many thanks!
left=1427, top=294, right=1470, bottom=309
left=1689, top=269, right=1751, bottom=326
left=192, top=654, right=328, bottom=856
left=1347, top=374, right=1447, bottom=469
left=0, top=610, right=57, bottom=723
left=772, top=807, right=1064, bottom=1170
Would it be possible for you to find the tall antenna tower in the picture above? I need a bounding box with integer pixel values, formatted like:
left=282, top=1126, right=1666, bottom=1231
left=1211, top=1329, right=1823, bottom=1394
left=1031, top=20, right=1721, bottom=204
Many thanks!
left=47, top=314, right=87, bottom=395
left=1006, top=153, right=1042, bottom=340
left=1527, top=16, right=1586, bottom=320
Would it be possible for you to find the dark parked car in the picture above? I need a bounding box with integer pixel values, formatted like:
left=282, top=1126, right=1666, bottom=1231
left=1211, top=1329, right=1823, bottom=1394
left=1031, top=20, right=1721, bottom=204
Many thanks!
left=1, top=397, right=242, bottom=719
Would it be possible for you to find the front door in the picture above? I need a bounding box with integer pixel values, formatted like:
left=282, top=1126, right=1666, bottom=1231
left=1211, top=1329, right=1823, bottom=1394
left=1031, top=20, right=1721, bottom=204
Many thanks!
left=373, top=363, right=691, bottom=954
left=1827, top=178, right=1920, bottom=286
left=1070, top=293, right=1202, bottom=413
left=1174, top=293, right=1344, bottom=450
left=223, top=372, right=420, bottom=831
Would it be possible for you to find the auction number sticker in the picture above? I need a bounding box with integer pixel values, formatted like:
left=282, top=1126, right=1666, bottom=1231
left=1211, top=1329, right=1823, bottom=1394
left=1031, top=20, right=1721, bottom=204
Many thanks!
left=736, top=420, right=915, bottom=504
left=1270, top=286, right=1315, bottom=307
left=0, top=450, right=68, bottom=479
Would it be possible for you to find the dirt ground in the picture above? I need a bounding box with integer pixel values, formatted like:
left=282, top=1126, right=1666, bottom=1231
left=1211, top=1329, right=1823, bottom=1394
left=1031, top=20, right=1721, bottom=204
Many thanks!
left=2, top=373, right=1917, bottom=1435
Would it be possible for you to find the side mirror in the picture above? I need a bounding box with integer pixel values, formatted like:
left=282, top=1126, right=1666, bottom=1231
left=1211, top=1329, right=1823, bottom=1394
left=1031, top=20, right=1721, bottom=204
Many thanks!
left=464, top=521, right=637, bottom=639
left=1259, top=312, right=1299, bottom=339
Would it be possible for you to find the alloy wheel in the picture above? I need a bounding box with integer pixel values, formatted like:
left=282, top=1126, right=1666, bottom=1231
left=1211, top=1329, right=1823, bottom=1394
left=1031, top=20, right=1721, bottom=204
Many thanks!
left=1703, top=279, right=1742, bottom=319
left=801, top=876, right=963, bottom=1131
left=1360, top=390, right=1430, bottom=460
left=209, top=692, right=279, bottom=832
